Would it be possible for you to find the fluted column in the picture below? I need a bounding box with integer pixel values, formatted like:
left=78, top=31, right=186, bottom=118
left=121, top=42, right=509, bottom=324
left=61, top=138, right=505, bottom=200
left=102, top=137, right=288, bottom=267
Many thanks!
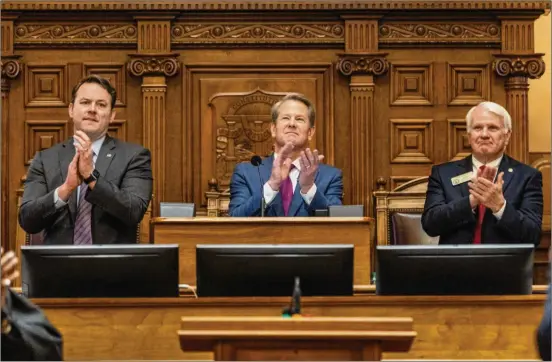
left=493, top=16, right=545, bottom=164
left=1, top=13, right=21, bottom=250
left=128, top=15, right=179, bottom=217
left=337, top=16, right=388, bottom=216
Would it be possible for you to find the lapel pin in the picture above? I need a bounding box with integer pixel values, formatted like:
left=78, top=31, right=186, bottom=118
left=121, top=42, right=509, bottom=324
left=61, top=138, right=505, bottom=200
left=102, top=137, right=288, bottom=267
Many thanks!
left=107, top=153, right=112, bottom=158
left=508, top=168, right=513, bottom=173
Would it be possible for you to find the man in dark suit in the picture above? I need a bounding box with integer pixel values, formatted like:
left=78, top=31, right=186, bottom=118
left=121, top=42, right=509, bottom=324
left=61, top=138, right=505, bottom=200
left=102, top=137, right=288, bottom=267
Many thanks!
left=229, top=93, right=343, bottom=217
left=19, top=75, right=153, bottom=244
left=422, top=101, right=543, bottom=245
left=1, top=248, right=63, bottom=360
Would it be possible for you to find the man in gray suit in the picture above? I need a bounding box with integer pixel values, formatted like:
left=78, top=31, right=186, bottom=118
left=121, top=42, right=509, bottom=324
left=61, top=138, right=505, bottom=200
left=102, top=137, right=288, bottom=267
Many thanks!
left=19, top=75, right=153, bottom=244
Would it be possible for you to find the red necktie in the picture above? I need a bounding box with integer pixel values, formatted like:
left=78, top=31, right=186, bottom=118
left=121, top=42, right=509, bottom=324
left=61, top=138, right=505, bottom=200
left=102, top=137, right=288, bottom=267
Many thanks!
left=473, top=165, right=486, bottom=244
left=280, top=165, right=295, bottom=216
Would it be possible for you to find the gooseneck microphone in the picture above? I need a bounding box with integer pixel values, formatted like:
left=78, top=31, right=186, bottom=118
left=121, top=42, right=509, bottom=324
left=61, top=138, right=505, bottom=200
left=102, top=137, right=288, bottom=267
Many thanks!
left=250, top=155, right=266, bottom=217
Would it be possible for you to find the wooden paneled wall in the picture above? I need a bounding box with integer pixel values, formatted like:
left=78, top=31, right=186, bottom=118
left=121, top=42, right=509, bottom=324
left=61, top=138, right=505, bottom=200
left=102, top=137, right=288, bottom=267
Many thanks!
left=1, top=1, right=549, bottom=250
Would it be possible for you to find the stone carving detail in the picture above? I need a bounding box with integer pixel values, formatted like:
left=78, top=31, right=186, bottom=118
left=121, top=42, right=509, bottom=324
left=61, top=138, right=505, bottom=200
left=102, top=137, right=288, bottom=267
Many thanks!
left=493, top=56, right=546, bottom=79
left=379, top=23, right=500, bottom=44
left=171, top=23, right=344, bottom=44
left=336, top=55, right=389, bottom=76
left=213, top=88, right=285, bottom=186
left=14, top=24, right=137, bottom=44
left=127, top=56, right=179, bottom=77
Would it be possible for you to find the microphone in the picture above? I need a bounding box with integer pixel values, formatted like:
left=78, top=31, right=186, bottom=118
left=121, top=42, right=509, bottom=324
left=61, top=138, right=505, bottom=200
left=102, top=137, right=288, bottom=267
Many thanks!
left=250, top=155, right=266, bottom=217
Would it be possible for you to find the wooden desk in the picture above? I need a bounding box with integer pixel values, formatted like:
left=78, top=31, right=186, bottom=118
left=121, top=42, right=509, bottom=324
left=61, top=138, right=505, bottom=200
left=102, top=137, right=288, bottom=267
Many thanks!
left=151, top=217, right=374, bottom=285
left=179, top=316, right=416, bottom=361
left=36, top=294, right=546, bottom=361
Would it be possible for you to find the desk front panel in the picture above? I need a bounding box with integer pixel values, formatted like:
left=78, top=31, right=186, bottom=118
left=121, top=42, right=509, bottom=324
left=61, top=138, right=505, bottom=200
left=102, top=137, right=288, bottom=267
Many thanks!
left=36, top=294, right=545, bottom=361
left=151, top=217, right=374, bottom=286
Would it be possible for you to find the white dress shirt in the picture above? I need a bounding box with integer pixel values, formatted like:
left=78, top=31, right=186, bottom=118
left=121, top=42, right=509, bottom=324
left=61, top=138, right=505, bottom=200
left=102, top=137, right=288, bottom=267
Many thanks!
left=471, top=154, right=506, bottom=220
left=53, top=136, right=105, bottom=209
left=263, top=153, right=317, bottom=206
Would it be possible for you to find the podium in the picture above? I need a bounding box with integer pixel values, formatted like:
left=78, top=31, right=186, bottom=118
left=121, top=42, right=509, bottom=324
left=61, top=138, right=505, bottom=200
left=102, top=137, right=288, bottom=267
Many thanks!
left=179, top=316, right=416, bottom=361
left=152, top=217, right=374, bottom=286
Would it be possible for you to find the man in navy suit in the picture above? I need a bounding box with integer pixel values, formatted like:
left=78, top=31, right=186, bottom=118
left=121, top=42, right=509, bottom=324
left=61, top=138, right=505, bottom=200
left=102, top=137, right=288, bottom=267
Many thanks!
left=229, top=93, right=343, bottom=217
left=422, top=101, right=543, bottom=245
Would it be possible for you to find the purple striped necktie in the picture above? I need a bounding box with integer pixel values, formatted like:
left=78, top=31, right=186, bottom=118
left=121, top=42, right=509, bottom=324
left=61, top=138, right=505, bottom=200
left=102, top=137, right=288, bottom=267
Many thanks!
left=73, top=182, right=93, bottom=245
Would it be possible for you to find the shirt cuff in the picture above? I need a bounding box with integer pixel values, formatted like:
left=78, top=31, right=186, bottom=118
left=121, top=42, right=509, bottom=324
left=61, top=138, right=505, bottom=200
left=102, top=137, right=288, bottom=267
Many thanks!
left=263, top=182, right=279, bottom=205
left=54, top=187, right=68, bottom=209
left=493, top=201, right=507, bottom=220
left=300, top=184, right=317, bottom=205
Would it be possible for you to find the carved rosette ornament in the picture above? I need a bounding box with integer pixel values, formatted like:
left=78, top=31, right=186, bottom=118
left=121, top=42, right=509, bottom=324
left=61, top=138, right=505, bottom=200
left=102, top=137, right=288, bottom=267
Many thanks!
left=336, top=54, right=389, bottom=77
left=127, top=55, right=180, bottom=77
left=493, top=54, right=546, bottom=79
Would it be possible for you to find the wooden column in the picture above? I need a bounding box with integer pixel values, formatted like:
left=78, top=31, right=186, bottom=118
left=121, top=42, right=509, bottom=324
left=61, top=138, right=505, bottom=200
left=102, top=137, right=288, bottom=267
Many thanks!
left=337, top=17, right=388, bottom=216
left=493, top=17, right=545, bottom=164
left=1, top=14, right=21, bottom=250
left=128, top=15, right=179, bottom=217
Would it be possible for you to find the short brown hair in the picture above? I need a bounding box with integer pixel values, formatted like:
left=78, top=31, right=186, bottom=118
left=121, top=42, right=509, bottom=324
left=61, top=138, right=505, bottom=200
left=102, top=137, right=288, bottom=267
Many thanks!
left=71, top=75, right=117, bottom=110
left=271, top=93, right=316, bottom=128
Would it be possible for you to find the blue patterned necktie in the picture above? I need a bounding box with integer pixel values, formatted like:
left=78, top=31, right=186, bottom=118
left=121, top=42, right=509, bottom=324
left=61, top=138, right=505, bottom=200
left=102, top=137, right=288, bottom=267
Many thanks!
left=73, top=182, right=93, bottom=245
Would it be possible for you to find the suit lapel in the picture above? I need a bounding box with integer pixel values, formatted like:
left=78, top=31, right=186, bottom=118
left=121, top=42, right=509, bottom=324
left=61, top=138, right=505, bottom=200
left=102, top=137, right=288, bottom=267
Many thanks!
left=497, top=155, right=515, bottom=193
left=59, top=138, right=78, bottom=221
left=455, top=156, right=473, bottom=198
left=95, top=136, right=116, bottom=179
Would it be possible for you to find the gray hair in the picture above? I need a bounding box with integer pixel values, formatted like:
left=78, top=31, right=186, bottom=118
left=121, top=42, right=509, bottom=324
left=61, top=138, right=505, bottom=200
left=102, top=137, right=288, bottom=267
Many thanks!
left=271, top=93, right=316, bottom=128
left=466, top=101, right=512, bottom=132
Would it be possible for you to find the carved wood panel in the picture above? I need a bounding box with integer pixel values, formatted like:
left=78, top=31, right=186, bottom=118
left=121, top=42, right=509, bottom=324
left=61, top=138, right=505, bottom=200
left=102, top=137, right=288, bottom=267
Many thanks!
left=0, top=0, right=548, bottom=249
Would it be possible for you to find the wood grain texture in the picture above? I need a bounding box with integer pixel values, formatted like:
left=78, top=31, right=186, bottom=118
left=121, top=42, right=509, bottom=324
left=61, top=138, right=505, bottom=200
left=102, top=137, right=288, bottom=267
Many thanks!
left=152, top=217, right=374, bottom=286
left=35, top=294, right=547, bottom=361
left=180, top=316, right=415, bottom=361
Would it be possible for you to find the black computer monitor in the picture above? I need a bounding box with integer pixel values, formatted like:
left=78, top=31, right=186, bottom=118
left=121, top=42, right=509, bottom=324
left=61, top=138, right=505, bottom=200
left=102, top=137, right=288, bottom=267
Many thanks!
left=21, top=244, right=179, bottom=298
left=376, top=244, right=534, bottom=295
left=196, top=244, right=354, bottom=297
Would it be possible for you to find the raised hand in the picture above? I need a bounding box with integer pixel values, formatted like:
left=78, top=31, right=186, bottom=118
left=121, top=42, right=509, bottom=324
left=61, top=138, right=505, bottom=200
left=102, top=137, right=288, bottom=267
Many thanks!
left=469, top=171, right=505, bottom=213
left=267, top=142, right=294, bottom=191
left=73, top=130, right=94, bottom=179
left=57, top=151, right=81, bottom=202
left=298, top=148, right=324, bottom=193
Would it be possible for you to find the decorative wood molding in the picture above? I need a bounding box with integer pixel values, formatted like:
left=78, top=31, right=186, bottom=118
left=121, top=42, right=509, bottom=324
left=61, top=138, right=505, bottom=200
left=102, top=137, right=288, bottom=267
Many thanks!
left=493, top=54, right=546, bottom=79
left=171, top=23, right=344, bottom=46
left=344, top=19, right=379, bottom=53
left=135, top=18, right=172, bottom=53
left=1, top=56, right=22, bottom=86
left=14, top=23, right=137, bottom=47
left=349, top=74, right=375, bottom=214
left=390, top=62, right=433, bottom=106
left=127, top=54, right=180, bottom=77
left=500, top=19, right=535, bottom=54
left=447, top=62, right=490, bottom=105
left=379, top=22, right=501, bottom=46
left=141, top=76, right=167, bottom=216
left=336, top=54, right=389, bottom=77
left=390, top=119, right=434, bottom=164
left=2, top=1, right=550, bottom=11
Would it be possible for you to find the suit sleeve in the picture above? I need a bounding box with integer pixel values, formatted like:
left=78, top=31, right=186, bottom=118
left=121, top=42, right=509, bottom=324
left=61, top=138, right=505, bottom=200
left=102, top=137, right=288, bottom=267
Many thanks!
left=1, top=289, right=63, bottom=361
left=228, top=164, right=264, bottom=217
left=421, top=165, right=476, bottom=237
left=85, top=148, right=153, bottom=226
left=495, top=170, right=543, bottom=246
left=307, top=169, right=343, bottom=212
left=18, top=152, right=65, bottom=234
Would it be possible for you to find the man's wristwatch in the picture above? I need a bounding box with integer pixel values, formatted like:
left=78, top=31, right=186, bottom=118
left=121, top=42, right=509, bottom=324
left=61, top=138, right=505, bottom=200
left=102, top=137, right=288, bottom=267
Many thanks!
left=84, top=169, right=100, bottom=184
